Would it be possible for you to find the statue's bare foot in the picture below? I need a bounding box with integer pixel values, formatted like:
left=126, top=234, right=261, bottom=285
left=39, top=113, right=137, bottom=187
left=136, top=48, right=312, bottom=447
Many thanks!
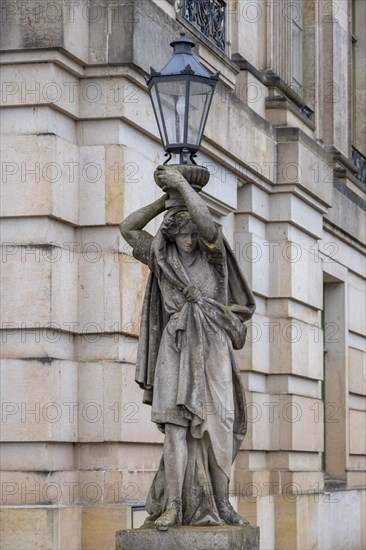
left=217, top=498, right=249, bottom=526
left=155, top=498, right=182, bottom=531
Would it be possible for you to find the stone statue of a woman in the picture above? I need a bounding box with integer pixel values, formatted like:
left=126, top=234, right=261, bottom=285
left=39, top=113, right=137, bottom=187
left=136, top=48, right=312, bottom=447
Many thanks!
left=119, top=165, right=255, bottom=530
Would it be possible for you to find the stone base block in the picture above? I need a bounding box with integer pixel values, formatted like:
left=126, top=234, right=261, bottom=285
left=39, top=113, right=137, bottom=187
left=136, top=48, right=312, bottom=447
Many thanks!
left=116, top=525, right=260, bottom=550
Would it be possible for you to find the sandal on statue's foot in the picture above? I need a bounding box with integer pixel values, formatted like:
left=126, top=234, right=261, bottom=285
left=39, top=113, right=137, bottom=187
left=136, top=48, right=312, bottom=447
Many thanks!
left=155, top=498, right=182, bottom=531
left=217, top=498, right=249, bottom=526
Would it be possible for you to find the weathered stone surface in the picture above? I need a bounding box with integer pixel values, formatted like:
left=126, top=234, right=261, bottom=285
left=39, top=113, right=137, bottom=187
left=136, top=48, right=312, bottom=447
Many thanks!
left=83, top=506, right=132, bottom=550
left=276, top=127, right=333, bottom=207
left=0, top=0, right=89, bottom=62
left=0, top=63, right=80, bottom=117
left=349, top=347, right=366, bottom=396
left=349, top=410, right=366, bottom=455
left=0, top=442, right=75, bottom=471
left=241, top=392, right=323, bottom=453
left=274, top=490, right=366, bottom=550
left=1, top=359, right=78, bottom=442
left=326, top=185, right=366, bottom=246
left=348, top=273, right=366, bottom=336
left=116, top=525, right=260, bottom=550
left=1, top=133, right=80, bottom=223
left=0, top=506, right=82, bottom=550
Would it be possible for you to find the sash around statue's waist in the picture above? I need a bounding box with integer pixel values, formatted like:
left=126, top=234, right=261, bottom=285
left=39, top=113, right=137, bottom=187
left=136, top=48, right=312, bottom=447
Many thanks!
left=168, top=298, right=247, bottom=350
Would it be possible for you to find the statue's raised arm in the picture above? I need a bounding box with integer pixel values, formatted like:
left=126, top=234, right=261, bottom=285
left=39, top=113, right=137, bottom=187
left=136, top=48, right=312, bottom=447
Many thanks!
left=119, top=193, right=167, bottom=263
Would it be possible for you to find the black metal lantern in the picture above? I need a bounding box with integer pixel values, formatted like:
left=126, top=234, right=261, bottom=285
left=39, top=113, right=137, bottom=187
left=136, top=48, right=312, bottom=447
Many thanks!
left=146, top=29, right=219, bottom=165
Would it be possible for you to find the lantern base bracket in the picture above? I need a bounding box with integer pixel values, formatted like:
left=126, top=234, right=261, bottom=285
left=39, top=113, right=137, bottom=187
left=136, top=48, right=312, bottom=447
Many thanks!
left=163, top=151, right=198, bottom=166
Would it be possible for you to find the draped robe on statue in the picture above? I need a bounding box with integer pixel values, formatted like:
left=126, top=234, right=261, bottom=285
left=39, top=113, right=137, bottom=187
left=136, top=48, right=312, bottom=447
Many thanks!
left=133, top=209, right=256, bottom=526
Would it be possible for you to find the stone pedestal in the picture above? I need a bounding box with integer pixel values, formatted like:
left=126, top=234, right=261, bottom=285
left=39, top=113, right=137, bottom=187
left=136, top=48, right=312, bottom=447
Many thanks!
left=116, top=525, right=260, bottom=550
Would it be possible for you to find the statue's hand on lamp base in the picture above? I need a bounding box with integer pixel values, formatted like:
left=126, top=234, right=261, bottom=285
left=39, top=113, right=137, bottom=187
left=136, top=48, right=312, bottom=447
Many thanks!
left=154, top=166, right=186, bottom=209
left=154, top=165, right=187, bottom=191
left=154, top=164, right=210, bottom=208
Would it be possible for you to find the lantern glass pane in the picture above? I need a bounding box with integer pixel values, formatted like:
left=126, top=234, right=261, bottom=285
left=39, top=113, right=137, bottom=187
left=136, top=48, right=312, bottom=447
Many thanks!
left=150, top=85, right=167, bottom=147
left=156, top=80, right=187, bottom=146
left=187, top=81, right=213, bottom=146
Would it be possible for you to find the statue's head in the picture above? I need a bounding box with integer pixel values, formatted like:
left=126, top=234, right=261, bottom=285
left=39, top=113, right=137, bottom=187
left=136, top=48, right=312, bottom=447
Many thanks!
left=161, top=210, right=198, bottom=255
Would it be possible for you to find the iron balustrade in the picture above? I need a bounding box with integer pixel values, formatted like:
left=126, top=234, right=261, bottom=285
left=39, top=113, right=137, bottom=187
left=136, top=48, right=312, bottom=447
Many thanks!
left=176, top=0, right=226, bottom=51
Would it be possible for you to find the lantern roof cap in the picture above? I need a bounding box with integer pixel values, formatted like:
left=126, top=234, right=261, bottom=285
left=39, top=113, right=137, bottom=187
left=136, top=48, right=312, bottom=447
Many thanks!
left=170, top=27, right=196, bottom=50
left=147, top=28, right=219, bottom=83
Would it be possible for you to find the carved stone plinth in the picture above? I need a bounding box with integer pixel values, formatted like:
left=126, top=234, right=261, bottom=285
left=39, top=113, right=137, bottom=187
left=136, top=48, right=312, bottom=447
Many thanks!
left=116, top=525, right=260, bottom=550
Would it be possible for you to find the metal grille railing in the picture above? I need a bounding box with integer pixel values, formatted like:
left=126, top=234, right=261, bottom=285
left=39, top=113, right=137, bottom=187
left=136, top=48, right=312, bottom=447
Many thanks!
left=176, top=0, right=226, bottom=51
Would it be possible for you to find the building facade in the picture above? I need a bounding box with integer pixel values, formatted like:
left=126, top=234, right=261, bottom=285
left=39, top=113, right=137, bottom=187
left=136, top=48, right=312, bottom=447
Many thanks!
left=1, top=1, right=365, bottom=548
